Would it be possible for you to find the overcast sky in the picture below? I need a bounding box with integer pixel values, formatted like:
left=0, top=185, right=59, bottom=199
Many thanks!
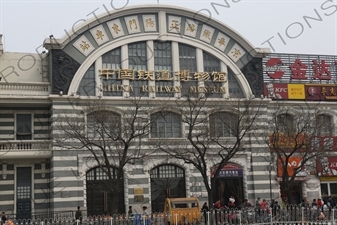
left=0, top=0, right=336, bottom=55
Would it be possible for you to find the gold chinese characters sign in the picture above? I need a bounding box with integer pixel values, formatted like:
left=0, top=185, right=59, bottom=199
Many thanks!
left=99, top=69, right=228, bottom=94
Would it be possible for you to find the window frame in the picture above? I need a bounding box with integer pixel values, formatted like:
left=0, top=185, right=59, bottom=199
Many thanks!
left=15, top=112, right=33, bottom=140
left=209, top=112, right=238, bottom=138
left=86, top=110, right=122, bottom=139
left=150, top=111, right=182, bottom=138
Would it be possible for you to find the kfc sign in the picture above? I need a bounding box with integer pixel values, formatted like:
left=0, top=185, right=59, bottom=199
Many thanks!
left=317, top=156, right=337, bottom=176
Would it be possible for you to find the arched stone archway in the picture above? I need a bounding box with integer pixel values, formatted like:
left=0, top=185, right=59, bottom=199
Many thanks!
left=150, top=164, right=186, bottom=212
left=211, top=163, right=244, bottom=207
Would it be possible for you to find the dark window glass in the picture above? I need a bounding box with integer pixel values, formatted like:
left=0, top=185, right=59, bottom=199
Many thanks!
left=154, top=42, right=172, bottom=71
left=210, top=112, right=238, bottom=137
left=129, top=42, right=148, bottom=97
left=17, top=114, right=32, bottom=140
left=87, top=111, right=121, bottom=139
left=150, top=164, right=184, bottom=178
left=151, top=112, right=182, bottom=138
left=79, top=63, right=96, bottom=96
left=316, top=114, right=332, bottom=135
left=277, top=114, right=294, bottom=133
left=101, top=48, right=122, bottom=96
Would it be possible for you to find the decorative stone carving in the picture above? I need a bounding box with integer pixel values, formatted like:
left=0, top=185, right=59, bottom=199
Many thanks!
left=51, top=50, right=80, bottom=95
left=241, top=58, right=263, bottom=97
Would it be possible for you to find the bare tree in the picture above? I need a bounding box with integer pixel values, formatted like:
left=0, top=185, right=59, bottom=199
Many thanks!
left=266, top=103, right=332, bottom=204
left=154, top=95, right=264, bottom=208
left=55, top=97, right=166, bottom=214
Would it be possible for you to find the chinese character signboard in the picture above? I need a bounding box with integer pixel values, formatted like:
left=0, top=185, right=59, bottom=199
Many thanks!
left=263, top=54, right=337, bottom=83
left=210, top=163, right=243, bottom=178
left=317, top=156, right=337, bottom=177
left=305, top=85, right=337, bottom=101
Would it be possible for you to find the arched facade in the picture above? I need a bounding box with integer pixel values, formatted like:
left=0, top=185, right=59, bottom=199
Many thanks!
left=7, top=3, right=337, bottom=218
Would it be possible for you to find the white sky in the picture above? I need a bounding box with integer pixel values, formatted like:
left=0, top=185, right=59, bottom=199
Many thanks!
left=0, top=0, right=336, bottom=55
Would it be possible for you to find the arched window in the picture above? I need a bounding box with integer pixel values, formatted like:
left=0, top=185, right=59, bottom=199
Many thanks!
left=316, top=114, right=333, bottom=135
left=277, top=113, right=294, bottom=133
left=150, top=164, right=185, bottom=178
left=87, top=111, right=121, bottom=138
left=150, top=112, right=182, bottom=138
left=209, top=112, right=238, bottom=137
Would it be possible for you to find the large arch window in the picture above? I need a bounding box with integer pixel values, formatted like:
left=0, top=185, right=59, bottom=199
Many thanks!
left=277, top=113, right=294, bottom=133
left=209, top=112, right=238, bottom=137
left=101, top=48, right=122, bottom=96
left=316, top=114, right=333, bottom=135
left=150, top=112, right=182, bottom=138
left=87, top=111, right=121, bottom=139
left=150, top=164, right=185, bottom=178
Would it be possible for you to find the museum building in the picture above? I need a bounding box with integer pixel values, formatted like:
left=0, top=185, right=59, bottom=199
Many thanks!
left=0, top=4, right=337, bottom=219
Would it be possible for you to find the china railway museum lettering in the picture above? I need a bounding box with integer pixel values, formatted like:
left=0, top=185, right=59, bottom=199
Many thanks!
left=102, top=84, right=226, bottom=93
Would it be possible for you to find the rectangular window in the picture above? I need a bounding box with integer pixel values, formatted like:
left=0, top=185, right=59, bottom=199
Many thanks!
left=16, top=114, right=32, bottom=140
left=154, top=42, right=172, bottom=71
left=129, top=42, right=148, bottom=97
left=101, top=48, right=122, bottom=96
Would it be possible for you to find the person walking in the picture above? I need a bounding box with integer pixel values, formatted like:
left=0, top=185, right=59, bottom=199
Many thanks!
left=75, top=206, right=82, bottom=224
left=1, top=212, right=7, bottom=225
left=202, top=202, right=209, bottom=224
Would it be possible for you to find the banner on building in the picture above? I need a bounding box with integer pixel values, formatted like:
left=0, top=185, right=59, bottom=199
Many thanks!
left=277, top=157, right=307, bottom=179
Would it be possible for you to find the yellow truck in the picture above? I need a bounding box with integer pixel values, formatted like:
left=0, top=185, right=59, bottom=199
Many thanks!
left=164, top=197, right=202, bottom=225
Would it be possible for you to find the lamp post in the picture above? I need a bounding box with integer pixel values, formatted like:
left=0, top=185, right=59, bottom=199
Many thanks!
left=268, top=163, right=273, bottom=202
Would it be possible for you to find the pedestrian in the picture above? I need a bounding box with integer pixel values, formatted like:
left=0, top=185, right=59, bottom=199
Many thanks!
left=228, top=196, right=235, bottom=209
left=255, top=198, right=261, bottom=208
left=75, top=206, right=82, bottom=224
left=142, top=206, right=149, bottom=216
left=128, top=206, right=134, bottom=218
left=326, top=196, right=336, bottom=209
left=243, top=199, right=252, bottom=208
left=1, top=212, right=7, bottom=225
left=317, top=198, right=324, bottom=209
left=260, top=199, right=268, bottom=211
left=202, top=202, right=209, bottom=224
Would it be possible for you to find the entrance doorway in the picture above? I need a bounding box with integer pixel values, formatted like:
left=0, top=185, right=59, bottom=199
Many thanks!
left=150, top=164, right=186, bottom=212
left=86, top=166, right=125, bottom=215
left=211, top=163, right=244, bottom=207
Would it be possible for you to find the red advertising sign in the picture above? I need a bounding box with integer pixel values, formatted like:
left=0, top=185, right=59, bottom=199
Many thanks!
left=277, top=157, right=306, bottom=177
left=263, top=54, right=337, bottom=84
left=317, top=156, right=337, bottom=176
left=305, top=85, right=337, bottom=101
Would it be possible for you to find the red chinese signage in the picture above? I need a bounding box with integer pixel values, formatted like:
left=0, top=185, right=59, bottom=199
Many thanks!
left=263, top=54, right=337, bottom=83
left=269, top=133, right=307, bottom=150
left=310, top=136, right=337, bottom=151
left=305, top=85, right=337, bottom=101
left=317, top=156, right=337, bottom=176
